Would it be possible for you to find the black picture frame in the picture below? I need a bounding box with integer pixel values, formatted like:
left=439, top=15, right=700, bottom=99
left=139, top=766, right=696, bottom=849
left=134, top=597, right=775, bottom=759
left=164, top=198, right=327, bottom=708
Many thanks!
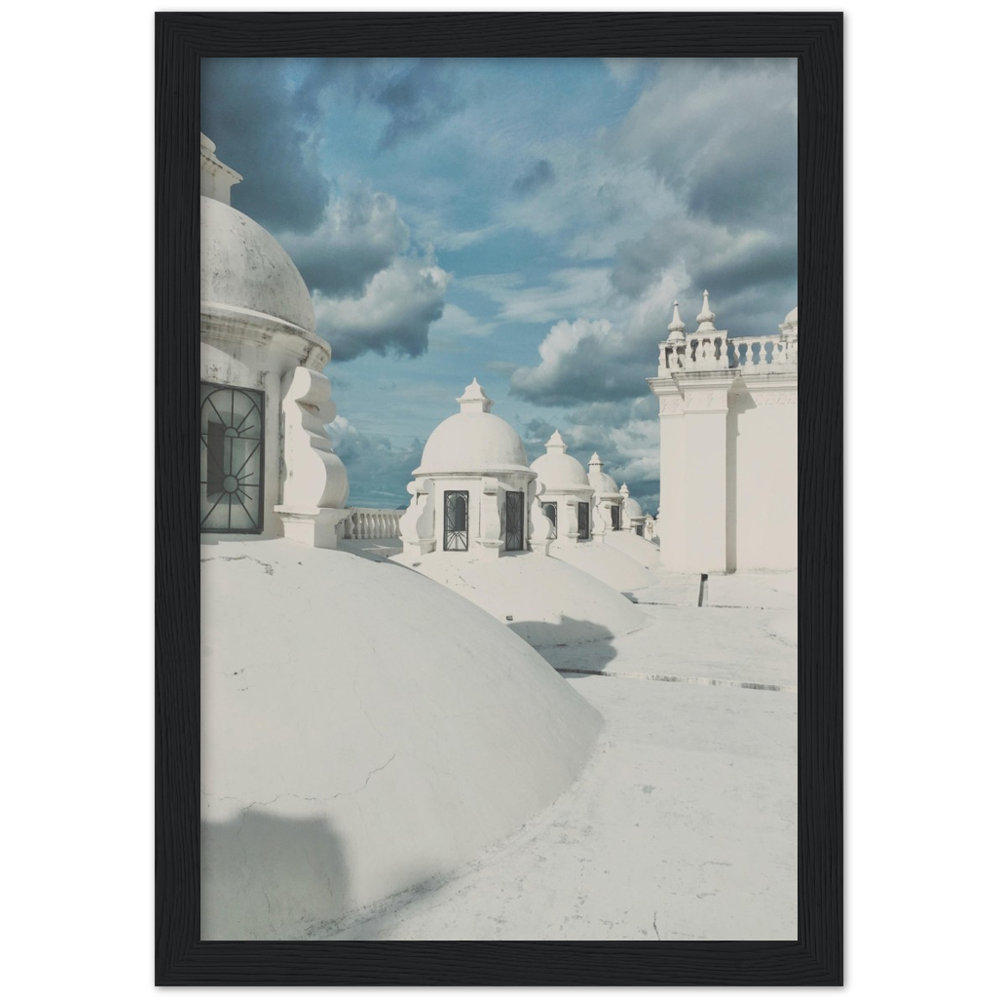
left=156, top=12, right=842, bottom=986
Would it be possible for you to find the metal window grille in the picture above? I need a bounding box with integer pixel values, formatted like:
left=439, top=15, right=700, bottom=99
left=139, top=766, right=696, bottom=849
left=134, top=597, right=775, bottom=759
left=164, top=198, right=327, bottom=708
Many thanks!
left=443, top=490, right=469, bottom=551
left=634, top=524, right=643, bottom=537
left=542, top=502, right=557, bottom=530
left=611, top=504, right=621, bottom=531
left=504, top=491, right=525, bottom=551
left=200, top=383, right=265, bottom=533
left=577, top=502, right=590, bottom=539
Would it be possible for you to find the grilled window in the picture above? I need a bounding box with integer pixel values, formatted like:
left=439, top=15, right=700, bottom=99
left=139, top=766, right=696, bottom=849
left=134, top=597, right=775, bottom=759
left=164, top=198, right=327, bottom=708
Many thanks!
left=577, top=502, right=590, bottom=539
left=611, top=504, right=621, bottom=531
left=504, top=490, right=525, bottom=551
left=200, top=383, right=264, bottom=534
left=635, top=525, right=643, bottom=536
left=542, top=502, right=557, bottom=530
left=443, top=490, right=469, bottom=551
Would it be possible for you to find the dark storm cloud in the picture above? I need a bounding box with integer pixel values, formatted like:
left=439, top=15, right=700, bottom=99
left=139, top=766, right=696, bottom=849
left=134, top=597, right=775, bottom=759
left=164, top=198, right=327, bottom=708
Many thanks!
left=314, top=257, right=450, bottom=362
left=373, top=59, right=466, bottom=150
left=281, top=187, right=410, bottom=298
left=611, top=224, right=797, bottom=303
left=510, top=319, right=654, bottom=407
left=202, top=58, right=465, bottom=234
left=512, top=159, right=556, bottom=198
left=201, top=58, right=332, bottom=234
left=510, top=59, right=797, bottom=410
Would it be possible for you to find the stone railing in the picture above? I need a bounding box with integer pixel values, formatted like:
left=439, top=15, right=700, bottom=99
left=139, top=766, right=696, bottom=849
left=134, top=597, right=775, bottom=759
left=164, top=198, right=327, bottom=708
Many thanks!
left=661, top=332, right=797, bottom=372
left=341, top=507, right=404, bottom=540
left=728, top=334, right=797, bottom=368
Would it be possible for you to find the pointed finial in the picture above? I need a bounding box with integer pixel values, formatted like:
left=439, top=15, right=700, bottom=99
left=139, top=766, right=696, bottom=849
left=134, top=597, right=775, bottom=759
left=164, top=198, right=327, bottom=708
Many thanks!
left=667, top=300, right=686, bottom=341
left=588, top=452, right=603, bottom=468
left=546, top=430, right=567, bottom=453
left=457, top=377, right=494, bottom=413
left=621, top=483, right=630, bottom=497
left=696, top=289, right=716, bottom=332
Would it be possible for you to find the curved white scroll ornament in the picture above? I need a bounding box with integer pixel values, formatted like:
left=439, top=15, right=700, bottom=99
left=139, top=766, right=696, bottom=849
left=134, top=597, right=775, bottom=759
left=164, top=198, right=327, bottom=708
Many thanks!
left=279, top=366, right=350, bottom=511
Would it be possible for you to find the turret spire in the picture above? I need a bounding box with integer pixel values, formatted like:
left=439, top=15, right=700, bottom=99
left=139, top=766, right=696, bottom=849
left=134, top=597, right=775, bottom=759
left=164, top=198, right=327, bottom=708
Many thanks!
left=456, top=377, right=494, bottom=414
left=696, top=289, right=716, bottom=333
left=545, top=430, right=568, bottom=453
left=667, top=300, right=686, bottom=341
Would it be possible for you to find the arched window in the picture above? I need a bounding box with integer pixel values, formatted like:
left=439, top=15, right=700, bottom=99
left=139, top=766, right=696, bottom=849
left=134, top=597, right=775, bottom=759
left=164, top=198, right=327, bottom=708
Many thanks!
left=443, top=490, right=469, bottom=551
left=200, top=383, right=264, bottom=533
left=542, top=501, right=557, bottom=529
left=504, top=491, right=525, bottom=551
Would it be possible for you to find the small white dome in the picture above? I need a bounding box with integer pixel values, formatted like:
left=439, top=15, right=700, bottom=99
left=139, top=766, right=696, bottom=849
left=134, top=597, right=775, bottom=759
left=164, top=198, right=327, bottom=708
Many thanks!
left=532, top=451, right=590, bottom=492
left=417, top=411, right=530, bottom=475
left=784, top=305, right=798, bottom=326
left=415, top=380, right=532, bottom=476
left=587, top=453, right=622, bottom=498
left=201, top=195, right=316, bottom=335
left=531, top=430, right=591, bottom=493
left=623, top=496, right=643, bottom=519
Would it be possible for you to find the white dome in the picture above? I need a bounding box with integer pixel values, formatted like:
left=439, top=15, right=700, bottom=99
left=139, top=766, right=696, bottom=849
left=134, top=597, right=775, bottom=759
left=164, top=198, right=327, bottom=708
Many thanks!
left=532, top=451, right=591, bottom=492
left=202, top=540, right=601, bottom=938
left=623, top=496, right=644, bottom=519
left=416, top=411, right=530, bottom=476
left=587, top=454, right=622, bottom=498
left=201, top=195, right=316, bottom=335
left=784, top=305, right=798, bottom=326
left=589, top=471, right=621, bottom=496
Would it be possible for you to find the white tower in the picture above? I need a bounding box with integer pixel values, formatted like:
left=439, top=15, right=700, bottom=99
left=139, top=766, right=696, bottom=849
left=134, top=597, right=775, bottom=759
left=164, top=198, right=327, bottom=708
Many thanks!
left=199, top=134, right=349, bottom=548
left=648, top=292, right=798, bottom=572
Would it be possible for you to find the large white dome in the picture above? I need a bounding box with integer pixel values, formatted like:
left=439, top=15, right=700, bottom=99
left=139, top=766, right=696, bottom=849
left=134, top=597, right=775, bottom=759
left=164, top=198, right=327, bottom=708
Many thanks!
left=201, top=539, right=601, bottom=939
left=201, top=195, right=316, bottom=335
left=417, top=412, right=530, bottom=475
left=784, top=305, right=798, bottom=326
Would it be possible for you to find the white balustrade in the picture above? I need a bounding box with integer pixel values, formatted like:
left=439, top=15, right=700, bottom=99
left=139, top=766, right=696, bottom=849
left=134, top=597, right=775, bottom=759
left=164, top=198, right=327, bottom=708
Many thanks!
left=728, top=334, right=796, bottom=368
left=342, top=507, right=404, bottom=540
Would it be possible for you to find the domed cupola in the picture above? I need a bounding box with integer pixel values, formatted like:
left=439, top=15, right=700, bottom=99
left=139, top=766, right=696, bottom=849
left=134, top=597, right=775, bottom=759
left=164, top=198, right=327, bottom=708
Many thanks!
left=401, top=380, right=552, bottom=559
left=588, top=453, right=625, bottom=534
left=530, top=431, right=595, bottom=543
left=199, top=134, right=349, bottom=547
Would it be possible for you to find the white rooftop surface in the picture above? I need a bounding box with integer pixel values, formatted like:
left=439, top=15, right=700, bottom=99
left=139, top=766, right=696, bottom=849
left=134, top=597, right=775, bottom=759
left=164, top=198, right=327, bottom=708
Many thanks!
left=387, top=547, right=650, bottom=647
left=310, top=569, right=797, bottom=940
left=549, top=539, right=660, bottom=593
left=604, top=529, right=662, bottom=569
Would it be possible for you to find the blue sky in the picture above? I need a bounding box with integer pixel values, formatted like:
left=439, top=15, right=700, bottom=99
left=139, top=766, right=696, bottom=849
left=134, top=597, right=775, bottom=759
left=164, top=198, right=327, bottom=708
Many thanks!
left=202, top=57, right=797, bottom=511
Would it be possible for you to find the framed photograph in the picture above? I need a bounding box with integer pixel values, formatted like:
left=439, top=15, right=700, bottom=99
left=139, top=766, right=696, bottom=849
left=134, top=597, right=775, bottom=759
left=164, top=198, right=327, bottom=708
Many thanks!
left=157, top=12, right=842, bottom=986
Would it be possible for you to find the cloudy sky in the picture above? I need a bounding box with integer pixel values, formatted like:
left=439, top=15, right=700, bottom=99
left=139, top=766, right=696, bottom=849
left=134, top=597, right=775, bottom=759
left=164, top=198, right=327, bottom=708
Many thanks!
left=202, top=57, right=797, bottom=511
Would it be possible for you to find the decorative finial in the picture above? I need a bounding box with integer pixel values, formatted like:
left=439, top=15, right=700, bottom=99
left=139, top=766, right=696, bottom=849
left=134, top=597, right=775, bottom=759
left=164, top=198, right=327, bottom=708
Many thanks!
left=620, top=483, right=630, bottom=497
left=588, top=452, right=603, bottom=468
left=457, top=377, right=494, bottom=413
left=667, top=300, right=686, bottom=340
left=696, top=289, right=716, bottom=332
left=546, top=430, right=567, bottom=453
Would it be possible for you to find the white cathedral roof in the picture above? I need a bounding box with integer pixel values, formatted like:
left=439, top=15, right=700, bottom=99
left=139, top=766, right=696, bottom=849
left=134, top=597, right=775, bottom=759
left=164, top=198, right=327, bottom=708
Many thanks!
left=414, top=379, right=532, bottom=477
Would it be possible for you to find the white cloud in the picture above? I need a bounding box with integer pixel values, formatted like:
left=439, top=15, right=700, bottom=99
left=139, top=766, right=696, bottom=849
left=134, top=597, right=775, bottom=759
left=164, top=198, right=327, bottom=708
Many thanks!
left=464, top=267, right=616, bottom=326
left=314, top=255, right=451, bottom=360
left=280, top=185, right=410, bottom=298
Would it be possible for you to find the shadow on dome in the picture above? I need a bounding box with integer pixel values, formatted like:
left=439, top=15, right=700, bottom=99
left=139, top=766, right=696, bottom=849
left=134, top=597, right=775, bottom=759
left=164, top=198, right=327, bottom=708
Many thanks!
left=202, top=811, right=350, bottom=940
left=508, top=616, right=618, bottom=677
